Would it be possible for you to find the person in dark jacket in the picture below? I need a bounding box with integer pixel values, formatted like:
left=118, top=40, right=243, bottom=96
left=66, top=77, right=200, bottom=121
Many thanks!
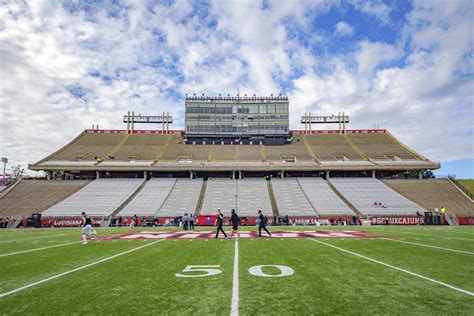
left=214, top=209, right=229, bottom=239
left=229, top=209, right=240, bottom=240
left=257, top=210, right=271, bottom=237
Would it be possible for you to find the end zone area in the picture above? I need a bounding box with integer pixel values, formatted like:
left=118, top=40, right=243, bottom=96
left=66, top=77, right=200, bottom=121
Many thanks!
left=0, top=226, right=473, bottom=315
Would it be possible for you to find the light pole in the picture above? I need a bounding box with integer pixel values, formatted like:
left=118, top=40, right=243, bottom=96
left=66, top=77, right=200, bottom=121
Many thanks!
left=1, top=157, right=7, bottom=176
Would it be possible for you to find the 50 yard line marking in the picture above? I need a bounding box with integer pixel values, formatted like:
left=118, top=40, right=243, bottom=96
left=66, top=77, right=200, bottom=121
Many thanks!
left=0, top=240, right=163, bottom=298
left=231, top=240, right=239, bottom=316
left=309, top=239, right=474, bottom=297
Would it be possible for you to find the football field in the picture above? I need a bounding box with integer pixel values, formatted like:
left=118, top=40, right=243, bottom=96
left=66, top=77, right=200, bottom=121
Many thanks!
left=0, top=226, right=473, bottom=315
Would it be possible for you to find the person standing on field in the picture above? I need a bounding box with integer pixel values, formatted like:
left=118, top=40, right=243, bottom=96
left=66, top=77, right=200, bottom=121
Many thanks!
left=214, top=209, right=229, bottom=239
left=257, top=210, right=271, bottom=237
left=229, top=209, right=240, bottom=240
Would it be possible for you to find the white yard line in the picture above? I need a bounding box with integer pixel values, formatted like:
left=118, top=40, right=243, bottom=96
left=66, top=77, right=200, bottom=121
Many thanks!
left=0, top=241, right=83, bottom=258
left=309, top=239, right=474, bottom=297
left=0, top=240, right=163, bottom=298
left=371, top=229, right=474, bottom=241
left=0, top=233, right=78, bottom=244
left=383, top=238, right=474, bottom=255
left=231, top=240, right=239, bottom=316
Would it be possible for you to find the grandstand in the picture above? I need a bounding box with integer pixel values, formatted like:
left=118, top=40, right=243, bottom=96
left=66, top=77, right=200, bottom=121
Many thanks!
left=42, top=179, right=144, bottom=217
left=201, top=178, right=273, bottom=216
left=297, top=178, right=355, bottom=216
left=329, top=178, right=426, bottom=216
left=0, top=180, right=90, bottom=218
left=271, top=179, right=317, bottom=216
left=118, top=178, right=176, bottom=216
left=5, top=95, right=464, bottom=224
left=157, top=178, right=203, bottom=217
left=384, top=179, right=474, bottom=215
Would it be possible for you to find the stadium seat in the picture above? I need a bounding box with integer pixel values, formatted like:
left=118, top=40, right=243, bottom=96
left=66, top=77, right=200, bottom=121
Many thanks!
left=384, top=179, right=474, bottom=215
left=329, top=178, right=426, bottom=216
left=297, top=178, right=355, bottom=216
left=0, top=180, right=90, bottom=218
left=157, top=178, right=203, bottom=217
left=118, top=178, right=177, bottom=216
left=42, top=178, right=144, bottom=217
left=201, top=178, right=273, bottom=217
left=271, top=178, right=317, bottom=216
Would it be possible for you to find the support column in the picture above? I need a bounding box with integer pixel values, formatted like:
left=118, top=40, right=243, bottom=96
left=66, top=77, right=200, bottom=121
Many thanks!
left=308, top=112, right=312, bottom=134
left=166, top=112, right=170, bottom=134
left=238, top=170, right=242, bottom=179
left=131, top=111, right=135, bottom=132
left=46, top=171, right=52, bottom=180
left=342, top=111, right=346, bottom=134
left=96, top=171, right=100, bottom=179
left=232, top=171, right=236, bottom=180
left=418, top=170, right=423, bottom=179
left=326, top=170, right=330, bottom=179
left=162, top=112, right=165, bottom=134
left=304, top=112, right=307, bottom=134
left=281, top=171, right=285, bottom=179
left=372, top=170, right=376, bottom=178
left=338, top=111, right=342, bottom=133
left=144, top=171, right=148, bottom=179
left=126, top=111, right=130, bottom=132
left=189, top=171, right=193, bottom=179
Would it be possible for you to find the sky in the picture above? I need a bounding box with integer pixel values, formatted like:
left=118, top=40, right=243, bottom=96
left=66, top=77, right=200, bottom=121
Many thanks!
left=0, top=0, right=473, bottom=178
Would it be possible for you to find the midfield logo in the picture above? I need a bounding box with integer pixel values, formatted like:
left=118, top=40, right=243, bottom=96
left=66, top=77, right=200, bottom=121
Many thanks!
left=98, top=230, right=384, bottom=240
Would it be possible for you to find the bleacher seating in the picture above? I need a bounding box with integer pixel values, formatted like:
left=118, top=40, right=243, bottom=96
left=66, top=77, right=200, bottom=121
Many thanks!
left=264, top=139, right=313, bottom=161
left=49, top=132, right=126, bottom=161
left=297, top=178, right=354, bottom=216
left=0, top=180, right=90, bottom=218
left=159, top=137, right=210, bottom=161
left=157, top=178, right=203, bottom=217
left=32, top=130, right=433, bottom=169
left=112, top=134, right=171, bottom=161
left=384, top=179, right=474, bottom=215
left=118, top=178, right=176, bottom=216
left=271, top=179, right=317, bottom=216
left=42, top=179, right=144, bottom=217
left=201, top=178, right=273, bottom=216
left=304, top=134, right=364, bottom=161
left=348, top=133, right=417, bottom=160
left=329, top=178, right=425, bottom=215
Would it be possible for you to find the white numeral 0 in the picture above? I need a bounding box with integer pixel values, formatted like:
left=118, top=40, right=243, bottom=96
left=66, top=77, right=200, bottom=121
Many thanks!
left=175, top=265, right=222, bottom=278
left=248, top=265, right=294, bottom=277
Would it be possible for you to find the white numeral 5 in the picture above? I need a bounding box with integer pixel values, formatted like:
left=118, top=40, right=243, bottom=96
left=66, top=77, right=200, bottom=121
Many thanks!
left=175, top=265, right=222, bottom=278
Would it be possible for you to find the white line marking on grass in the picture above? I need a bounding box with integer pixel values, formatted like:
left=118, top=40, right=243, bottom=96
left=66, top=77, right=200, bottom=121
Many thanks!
left=0, top=240, right=163, bottom=298
left=383, top=238, right=474, bottom=255
left=0, top=234, right=77, bottom=244
left=309, top=239, right=474, bottom=297
left=231, top=239, right=239, bottom=316
left=0, top=241, right=82, bottom=258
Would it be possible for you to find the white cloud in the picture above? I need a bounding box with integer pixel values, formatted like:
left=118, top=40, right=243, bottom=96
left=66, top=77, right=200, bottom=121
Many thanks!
left=0, top=0, right=472, bottom=177
left=334, top=21, right=354, bottom=37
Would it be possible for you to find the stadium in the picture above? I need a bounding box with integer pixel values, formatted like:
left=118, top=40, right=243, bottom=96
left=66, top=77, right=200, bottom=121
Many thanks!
left=1, top=1, right=473, bottom=315
left=1, top=95, right=473, bottom=315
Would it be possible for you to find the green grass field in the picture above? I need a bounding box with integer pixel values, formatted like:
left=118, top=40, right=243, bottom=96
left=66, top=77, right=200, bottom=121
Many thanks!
left=0, top=226, right=473, bottom=315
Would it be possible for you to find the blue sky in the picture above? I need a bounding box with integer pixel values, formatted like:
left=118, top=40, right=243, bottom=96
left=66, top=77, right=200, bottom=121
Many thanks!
left=0, top=0, right=473, bottom=178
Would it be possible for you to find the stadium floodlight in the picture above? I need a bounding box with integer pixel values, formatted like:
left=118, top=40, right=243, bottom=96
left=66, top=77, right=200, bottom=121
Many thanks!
left=123, top=114, right=173, bottom=124
left=301, top=112, right=349, bottom=134
left=1, top=157, right=7, bottom=175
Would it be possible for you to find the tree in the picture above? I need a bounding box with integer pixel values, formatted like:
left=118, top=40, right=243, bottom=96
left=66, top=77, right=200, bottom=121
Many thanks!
left=12, top=165, right=26, bottom=179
